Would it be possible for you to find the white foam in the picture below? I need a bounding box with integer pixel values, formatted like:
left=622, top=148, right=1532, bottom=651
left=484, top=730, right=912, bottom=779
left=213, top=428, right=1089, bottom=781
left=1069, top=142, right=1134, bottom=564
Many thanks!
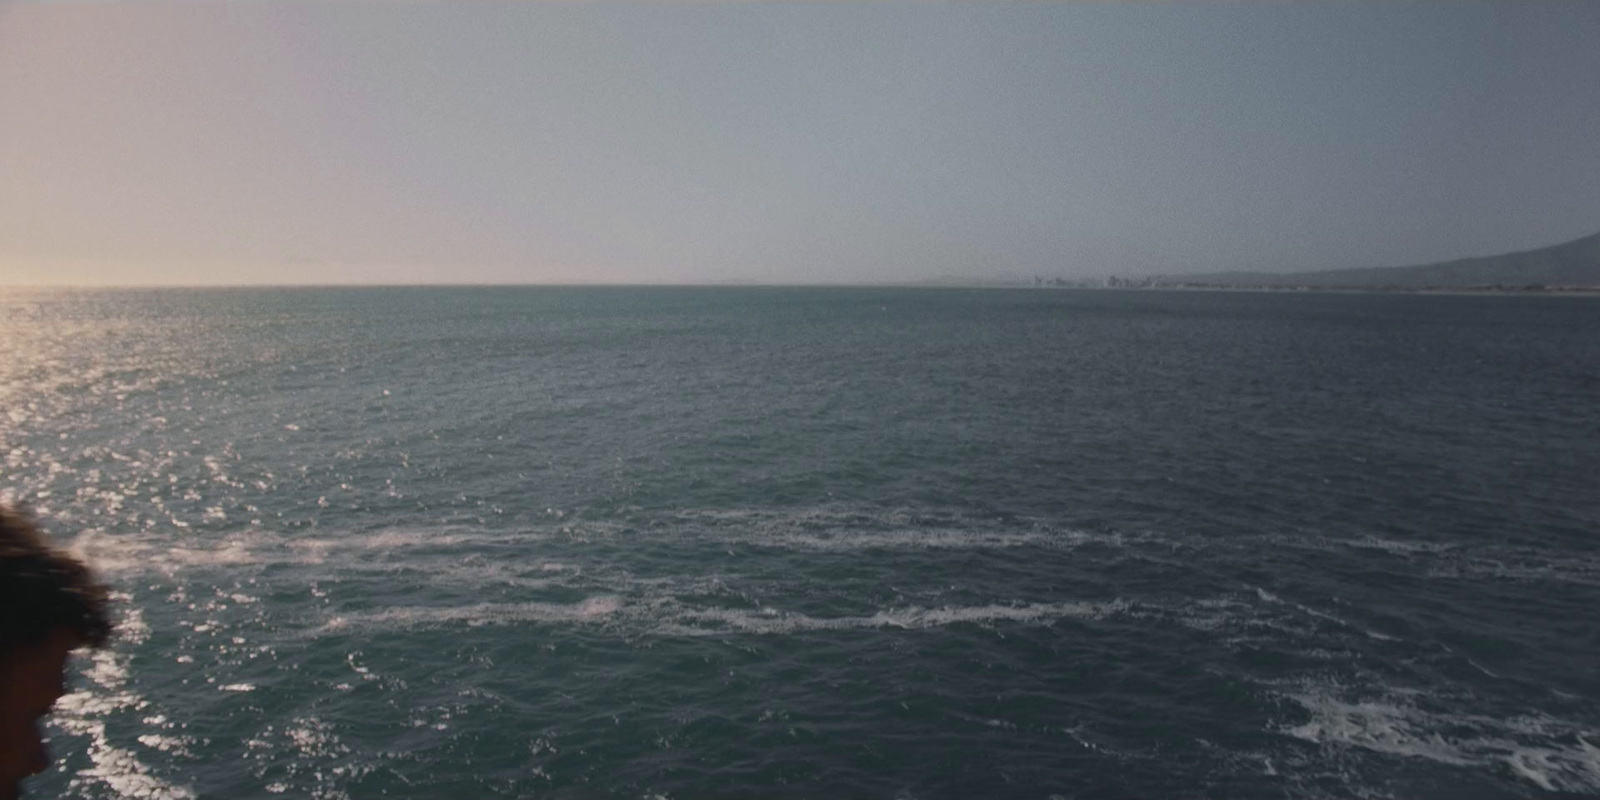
left=171, top=541, right=257, bottom=566
left=318, top=595, right=628, bottom=634
left=671, top=507, right=1107, bottom=552
left=53, top=649, right=193, bottom=800
left=751, top=527, right=1059, bottom=552
left=1428, top=556, right=1600, bottom=588
left=1269, top=532, right=1600, bottom=589
left=1282, top=685, right=1600, bottom=793
left=64, top=507, right=1125, bottom=589
left=317, top=595, right=1127, bottom=638
left=1344, top=536, right=1457, bottom=555
left=1252, top=587, right=1399, bottom=643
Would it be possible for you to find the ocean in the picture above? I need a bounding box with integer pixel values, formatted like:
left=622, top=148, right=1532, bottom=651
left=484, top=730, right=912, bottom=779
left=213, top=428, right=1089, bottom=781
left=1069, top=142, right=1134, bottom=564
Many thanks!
left=2, top=286, right=1597, bottom=799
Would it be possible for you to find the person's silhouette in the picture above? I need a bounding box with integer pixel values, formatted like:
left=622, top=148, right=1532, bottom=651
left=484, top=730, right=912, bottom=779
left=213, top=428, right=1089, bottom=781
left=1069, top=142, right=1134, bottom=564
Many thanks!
left=0, top=507, right=111, bottom=800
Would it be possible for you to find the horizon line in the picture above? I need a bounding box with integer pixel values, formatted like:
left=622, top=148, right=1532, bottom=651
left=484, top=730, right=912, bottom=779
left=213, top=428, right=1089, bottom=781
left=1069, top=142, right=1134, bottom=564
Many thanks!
left=0, top=280, right=1056, bottom=291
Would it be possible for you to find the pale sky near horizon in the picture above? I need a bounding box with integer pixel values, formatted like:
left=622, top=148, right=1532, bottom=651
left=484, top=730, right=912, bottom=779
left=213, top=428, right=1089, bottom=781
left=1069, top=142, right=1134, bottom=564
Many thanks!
left=3, top=1, right=1598, bottom=286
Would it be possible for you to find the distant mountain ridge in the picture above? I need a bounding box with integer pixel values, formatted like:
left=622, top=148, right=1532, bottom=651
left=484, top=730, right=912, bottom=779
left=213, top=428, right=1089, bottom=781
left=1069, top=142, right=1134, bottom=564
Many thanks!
left=1157, top=229, right=1600, bottom=288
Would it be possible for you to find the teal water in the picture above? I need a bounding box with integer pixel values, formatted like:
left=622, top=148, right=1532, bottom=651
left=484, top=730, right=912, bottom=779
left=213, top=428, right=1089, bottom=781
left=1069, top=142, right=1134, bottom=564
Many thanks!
left=3, top=287, right=1597, bottom=798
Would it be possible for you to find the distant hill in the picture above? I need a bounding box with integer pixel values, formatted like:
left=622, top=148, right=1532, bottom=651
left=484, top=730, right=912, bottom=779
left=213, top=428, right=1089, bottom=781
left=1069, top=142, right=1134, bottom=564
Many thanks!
left=1157, top=230, right=1600, bottom=289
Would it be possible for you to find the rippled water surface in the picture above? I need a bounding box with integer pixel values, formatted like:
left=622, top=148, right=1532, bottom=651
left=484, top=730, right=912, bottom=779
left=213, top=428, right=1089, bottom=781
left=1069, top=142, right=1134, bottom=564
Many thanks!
left=3, top=287, right=1598, bottom=798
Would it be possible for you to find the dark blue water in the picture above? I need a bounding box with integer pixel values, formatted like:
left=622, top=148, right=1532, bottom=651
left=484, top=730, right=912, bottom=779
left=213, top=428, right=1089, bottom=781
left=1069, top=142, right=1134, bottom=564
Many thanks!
left=3, top=287, right=1597, bottom=798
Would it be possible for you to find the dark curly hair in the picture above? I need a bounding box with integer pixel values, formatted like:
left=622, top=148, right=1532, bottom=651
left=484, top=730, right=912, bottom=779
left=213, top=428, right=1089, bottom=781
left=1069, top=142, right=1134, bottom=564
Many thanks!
left=0, top=505, right=111, bottom=659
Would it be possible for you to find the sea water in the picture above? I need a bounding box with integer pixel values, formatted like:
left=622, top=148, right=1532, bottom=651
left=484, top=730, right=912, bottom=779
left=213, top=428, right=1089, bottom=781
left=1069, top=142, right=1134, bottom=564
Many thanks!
left=2, top=286, right=1597, bottom=798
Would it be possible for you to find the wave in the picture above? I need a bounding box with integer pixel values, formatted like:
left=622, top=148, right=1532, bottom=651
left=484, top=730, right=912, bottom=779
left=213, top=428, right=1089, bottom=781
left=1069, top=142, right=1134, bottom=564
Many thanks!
left=320, top=595, right=627, bottom=633
left=656, top=600, right=1130, bottom=636
left=669, top=506, right=1139, bottom=552
left=66, top=507, right=1120, bottom=583
left=1252, top=587, right=1399, bottom=642
left=1280, top=683, right=1600, bottom=794
left=51, top=604, right=195, bottom=800
left=314, top=597, right=1126, bottom=637
left=76, top=508, right=1599, bottom=590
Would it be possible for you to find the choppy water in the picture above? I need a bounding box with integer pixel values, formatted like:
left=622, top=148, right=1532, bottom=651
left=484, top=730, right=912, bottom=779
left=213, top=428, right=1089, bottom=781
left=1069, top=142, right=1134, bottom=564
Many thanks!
left=3, top=286, right=1598, bottom=799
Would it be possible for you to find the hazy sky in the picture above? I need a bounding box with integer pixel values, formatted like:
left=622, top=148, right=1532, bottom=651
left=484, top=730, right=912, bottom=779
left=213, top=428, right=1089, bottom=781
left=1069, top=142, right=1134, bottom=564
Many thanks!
left=3, top=1, right=1598, bottom=286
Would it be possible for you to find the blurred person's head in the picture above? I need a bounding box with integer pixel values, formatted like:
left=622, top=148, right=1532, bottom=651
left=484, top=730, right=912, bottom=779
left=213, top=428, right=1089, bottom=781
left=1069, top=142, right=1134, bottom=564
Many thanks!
left=0, top=507, right=110, bottom=800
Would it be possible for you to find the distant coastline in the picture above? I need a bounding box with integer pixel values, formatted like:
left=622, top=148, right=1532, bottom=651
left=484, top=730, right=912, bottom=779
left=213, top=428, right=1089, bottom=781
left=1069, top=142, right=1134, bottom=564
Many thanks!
left=1130, top=229, right=1600, bottom=293
left=1085, top=277, right=1600, bottom=296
